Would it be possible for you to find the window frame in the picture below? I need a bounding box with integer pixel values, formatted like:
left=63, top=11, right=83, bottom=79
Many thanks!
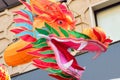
left=94, top=2, right=120, bottom=26
left=89, top=0, right=120, bottom=43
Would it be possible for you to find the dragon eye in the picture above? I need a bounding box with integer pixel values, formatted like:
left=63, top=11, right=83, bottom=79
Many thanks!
left=57, top=20, right=64, bottom=25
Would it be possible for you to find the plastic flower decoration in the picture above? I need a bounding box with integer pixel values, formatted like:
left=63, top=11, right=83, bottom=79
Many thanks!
left=4, top=0, right=112, bottom=80
left=0, top=64, right=11, bottom=80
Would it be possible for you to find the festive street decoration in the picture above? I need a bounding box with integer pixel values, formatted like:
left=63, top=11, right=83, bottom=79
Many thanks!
left=4, top=0, right=112, bottom=80
left=0, top=64, right=11, bottom=80
left=4, top=0, right=75, bottom=66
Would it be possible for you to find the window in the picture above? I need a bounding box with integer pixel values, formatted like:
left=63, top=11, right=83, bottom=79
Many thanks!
left=95, top=3, right=120, bottom=42
left=0, top=0, right=21, bottom=12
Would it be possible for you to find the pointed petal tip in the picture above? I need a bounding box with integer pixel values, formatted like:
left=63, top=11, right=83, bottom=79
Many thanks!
left=63, top=59, right=73, bottom=69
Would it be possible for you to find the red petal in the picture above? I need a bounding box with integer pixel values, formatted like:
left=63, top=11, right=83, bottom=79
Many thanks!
left=33, top=59, right=59, bottom=69
left=20, top=35, right=37, bottom=42
left=33, top=63, right=48, bottom=69
left=49, top=74, right=70, bottom=80
left=28, top=50, right=55, bottom=58
left=33, top=5, right=44, bottom=14
left=10, top=29, right=24, bottom=34
left=105, top=38, right=113, bottom=43
left=37, top=46, right=52, bottom=51
left=32, top=4, right=52, bottom=18
left=14, top=11, right=29, bottom=19
left=19, top=0, right=32, bottom=11
left=17, top=44, right=33, bottom=52
left=14, top=18, right=32, bottom=25
left=93, top=28, right=101, bottom=41
left=59, top=4, right=68, bottom=14
left=28, top=47, right=55, bottom=57
left=93, top=27, right=107, bottom=42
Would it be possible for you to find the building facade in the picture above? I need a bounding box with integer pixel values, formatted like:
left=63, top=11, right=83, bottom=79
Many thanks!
left=0, top=0, right=120, bottom=79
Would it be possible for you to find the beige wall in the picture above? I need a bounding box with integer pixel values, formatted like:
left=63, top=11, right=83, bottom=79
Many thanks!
left=0, top=0, right=117, bottom=76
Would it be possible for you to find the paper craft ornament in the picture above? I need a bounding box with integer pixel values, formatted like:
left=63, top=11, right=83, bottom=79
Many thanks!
left=4, top=0, right=112, bottom=80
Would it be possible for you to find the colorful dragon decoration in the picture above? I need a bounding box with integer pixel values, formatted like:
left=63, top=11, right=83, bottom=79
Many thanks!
left=3, top=0, right=112, bottom=80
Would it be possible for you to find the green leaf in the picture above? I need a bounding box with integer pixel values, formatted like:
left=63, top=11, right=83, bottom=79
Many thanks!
left=32, top=38, right=46, bottom=45
left=52, top=28, right=60, bottom=36
left=42, top=58, right=56, bottom=63
left=46, top=68, right=62, bottom=74
left=68, top=30, right=91, bottom=39
left=35, top=28, right=49, bottom=35
left=45, top=23, right=60, bottom=36
left=44, top=23, right=51, bottom=33
left=33, top=42, right=48, bottom=48
left=59, top=27, right=69, bottom=37
left=57, top=73, right=72, bottom=78
left=41, top=50, right=54, bottom=54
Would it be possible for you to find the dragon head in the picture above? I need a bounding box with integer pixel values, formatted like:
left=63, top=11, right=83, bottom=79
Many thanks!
left=36, top=33, right=111, bottom=79
left=30, top=0, right=75, bottom=31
